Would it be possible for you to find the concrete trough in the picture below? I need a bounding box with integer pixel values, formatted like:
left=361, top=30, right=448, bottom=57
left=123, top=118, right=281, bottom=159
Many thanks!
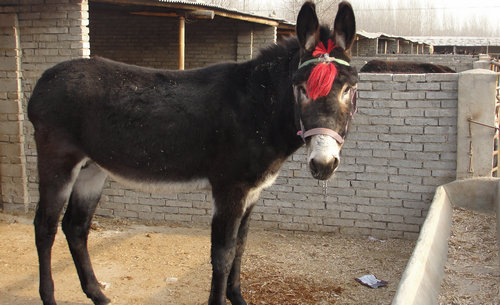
left=392, top=177, right=500, bottom=305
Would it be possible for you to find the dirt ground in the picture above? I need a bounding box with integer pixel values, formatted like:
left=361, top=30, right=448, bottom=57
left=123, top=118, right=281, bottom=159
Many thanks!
left=0, top=212, right=415, bottom=305
left=1, top=209, right=498, bottom=305
left=439, top=208, right=500, bottom=304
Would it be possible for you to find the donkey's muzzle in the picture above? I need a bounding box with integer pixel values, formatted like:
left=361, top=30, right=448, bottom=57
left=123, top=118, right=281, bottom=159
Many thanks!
left=307, top=134, right=341, bottom=180
left=309, top=156, right=339, bottom=180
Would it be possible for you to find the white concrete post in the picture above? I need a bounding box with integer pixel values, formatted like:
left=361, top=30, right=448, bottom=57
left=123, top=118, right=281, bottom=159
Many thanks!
left=456, top=69, right=499, bottom=179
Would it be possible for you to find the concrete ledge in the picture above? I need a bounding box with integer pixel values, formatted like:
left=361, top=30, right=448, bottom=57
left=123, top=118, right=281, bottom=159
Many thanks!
left=392, top=185, right=452, bottom=305
left=392, top=177, right=500, bottom=305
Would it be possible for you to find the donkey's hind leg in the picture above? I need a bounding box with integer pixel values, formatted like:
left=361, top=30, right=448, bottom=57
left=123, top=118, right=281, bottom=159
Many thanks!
left=61, top=161, right=109, bottom=305
left=34, top=148, right=86, bottom=305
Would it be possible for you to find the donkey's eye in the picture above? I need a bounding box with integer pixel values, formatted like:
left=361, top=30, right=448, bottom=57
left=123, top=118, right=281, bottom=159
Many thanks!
left=342, top=87, right=351, bottom=98
left=296, top=84, right=308, bottom=100
left=298, top=85, right=307, bottom=96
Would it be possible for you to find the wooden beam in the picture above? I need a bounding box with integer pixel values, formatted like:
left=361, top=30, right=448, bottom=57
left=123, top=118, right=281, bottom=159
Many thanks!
left=130, top=11, right=178, bottom=17
left=215, top=11, right=279, bottom=27
left=179, top=16, right=185, bottom=70
left=131, top=10, right=214, bottom=20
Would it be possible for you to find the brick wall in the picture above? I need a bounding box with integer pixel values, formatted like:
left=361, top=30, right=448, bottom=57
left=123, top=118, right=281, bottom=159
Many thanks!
left=353, top=37, right=377, bottom=57
left=89, top=7, right=179, bottom=69
left=0, top=13, right=28, bottom=212
left=0, top=0, right=90, bottom=211
left=95, top=73, right=459, bottom=239
left=89, top=4, right=263, bottom=70
left=1, top=1, right=462, bottom=238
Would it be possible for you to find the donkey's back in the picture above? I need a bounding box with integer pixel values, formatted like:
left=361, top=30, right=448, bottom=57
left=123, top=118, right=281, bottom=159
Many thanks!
left=28, top=57, right=250, bottom=185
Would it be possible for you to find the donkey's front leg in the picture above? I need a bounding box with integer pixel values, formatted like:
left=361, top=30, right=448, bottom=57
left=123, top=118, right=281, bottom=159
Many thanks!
left=208, top=188, right=246, bottom=305
left=226, top=205, right=254, bottom=305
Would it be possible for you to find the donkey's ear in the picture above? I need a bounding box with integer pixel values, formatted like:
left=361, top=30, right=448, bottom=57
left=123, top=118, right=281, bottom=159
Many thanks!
left=333, top=1, right=356, bottom=51
left=296, top=1, right=319, bottom=52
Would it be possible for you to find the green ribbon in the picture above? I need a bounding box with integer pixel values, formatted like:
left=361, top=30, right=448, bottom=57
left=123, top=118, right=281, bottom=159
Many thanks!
left=298, top=56, right=350, bottom=70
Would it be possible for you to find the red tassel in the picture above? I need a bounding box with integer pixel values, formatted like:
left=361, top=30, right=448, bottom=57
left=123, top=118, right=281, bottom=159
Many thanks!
left=313, top=40, right=336, bottom=57
left=306, top=62, right=338, bottom=100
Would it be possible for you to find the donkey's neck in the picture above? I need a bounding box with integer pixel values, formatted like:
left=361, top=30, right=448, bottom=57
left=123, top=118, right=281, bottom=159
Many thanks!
left=241, top=40, right=303, bottom=156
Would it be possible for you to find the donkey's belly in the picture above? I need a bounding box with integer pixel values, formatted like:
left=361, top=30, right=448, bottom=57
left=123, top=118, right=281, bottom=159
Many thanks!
left=103, top=168, right=211, bottom=194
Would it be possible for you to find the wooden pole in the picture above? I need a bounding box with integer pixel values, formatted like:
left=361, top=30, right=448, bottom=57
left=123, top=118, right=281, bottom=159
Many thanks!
left=179, top=16, right=185, bottom=70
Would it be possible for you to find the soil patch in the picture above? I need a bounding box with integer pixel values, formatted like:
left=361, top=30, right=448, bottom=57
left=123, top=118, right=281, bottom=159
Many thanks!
left=0, top=212, right=413, bottom=304
left=439, top=208, right=499, bottom=304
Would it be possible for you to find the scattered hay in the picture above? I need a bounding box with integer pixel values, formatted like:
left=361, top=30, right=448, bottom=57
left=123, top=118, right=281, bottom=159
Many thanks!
left=439, top=207, right=500, bottom=304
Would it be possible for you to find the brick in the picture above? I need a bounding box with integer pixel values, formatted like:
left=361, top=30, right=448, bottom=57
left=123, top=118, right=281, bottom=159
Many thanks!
left=373, top=100, right=406, bottom=108
left=391, top=108, right=424, bottom=117
left=388, top=223, right=420, bottom=232
left=392, top=92, right=426, bottom=100
left=359, top=91, right=392, bottom=99
left=407, top=100, right=441, bottom=108
left=389, top=207, right=421, bottom=217
left=426, top=91, right=458, bottom=100
left=359, top=73, right=393, bottom=81
left=355, top=220, right=387, bottom=229
left=406, top=82, right=440, bottom=91
left=424, top=108, right=457, bottom=117
left=405, top=117, right=438, bottom=126
left=425, top=73, right=458, bottom=81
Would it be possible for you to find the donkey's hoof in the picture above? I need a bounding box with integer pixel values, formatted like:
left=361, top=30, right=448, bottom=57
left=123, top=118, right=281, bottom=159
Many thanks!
left=91, top=292, right=111, bottom=305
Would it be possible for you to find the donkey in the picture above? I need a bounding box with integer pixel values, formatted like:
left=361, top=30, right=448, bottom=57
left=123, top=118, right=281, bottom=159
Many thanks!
left=28, top=2, right=357, bottom=305
left=360, top=59, right=456, bottom=73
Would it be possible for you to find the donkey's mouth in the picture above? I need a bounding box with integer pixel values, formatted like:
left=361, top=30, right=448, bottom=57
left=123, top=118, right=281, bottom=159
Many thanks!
left=309, top=157, right=339, bottom=180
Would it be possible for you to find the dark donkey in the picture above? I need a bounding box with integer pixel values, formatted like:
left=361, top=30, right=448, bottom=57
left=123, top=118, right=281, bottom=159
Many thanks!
left=28, top=2, right=357, bottom=305
left=360, top=59, right=456, bottom=73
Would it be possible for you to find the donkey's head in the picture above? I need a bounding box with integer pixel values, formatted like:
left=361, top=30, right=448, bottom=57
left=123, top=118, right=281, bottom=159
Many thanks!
left=293, top=1, right=358, bottom=180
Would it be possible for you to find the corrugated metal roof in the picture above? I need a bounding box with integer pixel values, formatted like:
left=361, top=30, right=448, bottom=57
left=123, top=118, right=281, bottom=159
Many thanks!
left=357, top=30, right=430, bottom=45
left=408, top=36, right=500, bottom=47
left=157, top=0, right=293, bottom=25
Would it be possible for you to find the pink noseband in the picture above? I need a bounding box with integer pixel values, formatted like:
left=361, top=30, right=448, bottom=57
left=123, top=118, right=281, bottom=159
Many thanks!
left=298, top=127, right=344, bottom=144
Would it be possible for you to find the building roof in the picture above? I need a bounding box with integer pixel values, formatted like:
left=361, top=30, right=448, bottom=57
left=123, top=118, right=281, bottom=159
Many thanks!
left=408, top=36, right=500, bottom=47
left=90, top=0, right=295, bottom=28
left=357, top=30, right=430, bottom=45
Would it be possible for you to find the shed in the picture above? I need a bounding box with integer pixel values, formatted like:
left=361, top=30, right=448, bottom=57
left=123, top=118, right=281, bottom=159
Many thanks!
left=353, top=30, right=432, bottom=56
left=412, top=36, right=500, bottom=58
left=89, top=0, right=294, bottom=70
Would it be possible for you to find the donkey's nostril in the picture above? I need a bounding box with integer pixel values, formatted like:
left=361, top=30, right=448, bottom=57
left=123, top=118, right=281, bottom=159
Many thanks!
left=332, top=157, right=340, bottom=170
left=310, top=159, right=319, bottom=175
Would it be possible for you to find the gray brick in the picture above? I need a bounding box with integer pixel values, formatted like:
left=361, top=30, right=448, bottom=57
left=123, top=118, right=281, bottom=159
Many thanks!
left=390, top=126, right=424, bottom=134
left=359, top=73, right=393, bottom=81
left=405, top=117, right=439, bottom=126
left=407, top=74, right=427, bottom=82
left=374, top=100, right=406, bottom=108
left=357, top=205, right=389, bottom=214
left=359, top=91, right=392, bottom=99
left=389, top=207, right=422, bottom=217
left=426, top=91, right=458, bottom=100
left=406, top=82, right=440, bottom=91
left=390, top=142, right=423, bottom=152
left=356, top=189, right=389, bottom=198
left=412, top=135, right=447, bottom=143
left=379, top=134, right=412, bottom=143
left=341, top=211, right=370, bottom=220
left=392, top=92, right=426, bottom=100
left=388, top=223, right=420, bottom=232
left=407, top=100, right=441, bottom=108
left=372, top=214, right=404, bottom=223
left=391, top=108, right=425, bottom=117
left=425, top=73, right=458, bottom=81
left=356, top=172, right=389, bottom=182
